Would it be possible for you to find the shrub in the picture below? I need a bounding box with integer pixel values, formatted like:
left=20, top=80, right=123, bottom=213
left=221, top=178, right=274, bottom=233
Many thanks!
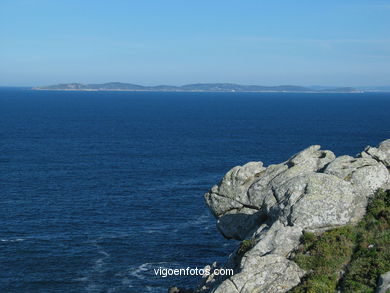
left=237, top=238, right=256, bottom=256
left=289, top=189, right=390, bottom=293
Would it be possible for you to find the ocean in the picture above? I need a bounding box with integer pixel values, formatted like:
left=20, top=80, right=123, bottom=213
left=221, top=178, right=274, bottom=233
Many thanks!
left=1, top=89, right=390, bottom=292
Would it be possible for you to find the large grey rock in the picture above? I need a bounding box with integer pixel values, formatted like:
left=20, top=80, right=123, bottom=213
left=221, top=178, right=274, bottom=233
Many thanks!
left=196, top=222, right=303, bottom=293
left=324, top=155, right=389, bottom=197
left=271, top=173, right=362, bottom=229
left=213, top=254, right=304, bottom=293
left=360, top=139, right=390, bottom=167
left=205, top=143, right=390, bottom=241
left=376, top=271, right=390, bottom=293
left=215, top=208, right=264, bottom=240
left=250, top=221, right=302, bottom=257
left=204, top=161, right=266, bottom=239
left=204, top=146, right=337, bottom=240
left=204, top=161, right=265, bottom=218
left=286, top=145, right=335, bottom=171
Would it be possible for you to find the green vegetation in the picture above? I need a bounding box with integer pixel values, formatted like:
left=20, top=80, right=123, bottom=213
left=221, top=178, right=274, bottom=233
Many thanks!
left=342, top=188, right=390, bottom=292
left=237, top=238, right=256, bottom=256
left=290, top=226, right=356, bottom=292
left=289, top=189, right=390, bottom=293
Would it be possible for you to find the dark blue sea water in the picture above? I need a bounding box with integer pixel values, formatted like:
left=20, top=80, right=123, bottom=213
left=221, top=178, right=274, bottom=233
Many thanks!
left=1, top=89, right=390, bottom=293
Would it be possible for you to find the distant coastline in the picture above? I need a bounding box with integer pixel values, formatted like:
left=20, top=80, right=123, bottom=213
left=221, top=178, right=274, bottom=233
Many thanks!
left=32, top=82, right=364, bottom=93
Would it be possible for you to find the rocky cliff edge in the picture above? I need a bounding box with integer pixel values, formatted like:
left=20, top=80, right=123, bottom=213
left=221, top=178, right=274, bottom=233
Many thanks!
left=194, top=139, right=390, bottom=293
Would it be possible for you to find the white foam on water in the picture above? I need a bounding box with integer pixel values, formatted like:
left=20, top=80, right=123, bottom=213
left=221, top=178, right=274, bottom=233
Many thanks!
left=0, top=238, right=25, bottom=243
left=77, top=239, right=113, bottom=292
left=145, top=286, right=155, bottom=292
left=74, top=277, right=88, bottom=282
left=85, top=283, right=103, bottom=293
left=128, top=262, right=152, bottom=280
left=126, top=261, right=178, bottom=280
left=89, top=239, right=111, bottom=273
left=106, top=262, right=175, bottom=292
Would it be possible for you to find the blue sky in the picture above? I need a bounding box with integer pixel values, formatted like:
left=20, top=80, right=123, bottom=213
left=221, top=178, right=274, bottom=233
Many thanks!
left=1, top=0, right=389, bottom=86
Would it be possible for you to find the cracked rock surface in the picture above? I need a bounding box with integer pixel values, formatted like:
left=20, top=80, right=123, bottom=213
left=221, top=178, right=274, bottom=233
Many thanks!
left=197, top=140, right=390, bottom=293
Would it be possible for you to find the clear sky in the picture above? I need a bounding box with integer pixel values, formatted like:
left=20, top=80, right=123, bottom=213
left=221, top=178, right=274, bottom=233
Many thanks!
left=1, top=0, right=389, bottom=87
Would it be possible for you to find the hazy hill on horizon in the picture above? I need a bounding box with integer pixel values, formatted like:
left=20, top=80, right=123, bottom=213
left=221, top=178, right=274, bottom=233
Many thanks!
left=33, top=82, right=360, bottom=93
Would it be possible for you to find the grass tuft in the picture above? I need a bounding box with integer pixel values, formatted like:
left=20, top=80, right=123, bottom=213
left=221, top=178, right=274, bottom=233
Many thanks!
left=289, top=189, right=390, bottom=293
left=237, top=238, right=256, bottom=256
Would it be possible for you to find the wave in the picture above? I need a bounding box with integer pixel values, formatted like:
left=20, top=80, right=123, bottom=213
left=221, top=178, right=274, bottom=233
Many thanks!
left=128, top=262, right=174, bottom=279
left=0, top=238, right=25, bottom=243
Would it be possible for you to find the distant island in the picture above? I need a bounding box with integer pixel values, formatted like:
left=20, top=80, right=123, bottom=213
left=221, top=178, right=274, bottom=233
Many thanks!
left=33, top=82, right=362, bottom=93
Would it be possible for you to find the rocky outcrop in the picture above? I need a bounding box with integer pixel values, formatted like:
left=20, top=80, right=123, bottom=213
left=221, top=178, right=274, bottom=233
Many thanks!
left=360, top=139, right=390, bottom=167
left=376, top=271, right=390, bottom=293
left=197, top=140, right=390, bottom=293
left=212, top=254, right=304, bottom=293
